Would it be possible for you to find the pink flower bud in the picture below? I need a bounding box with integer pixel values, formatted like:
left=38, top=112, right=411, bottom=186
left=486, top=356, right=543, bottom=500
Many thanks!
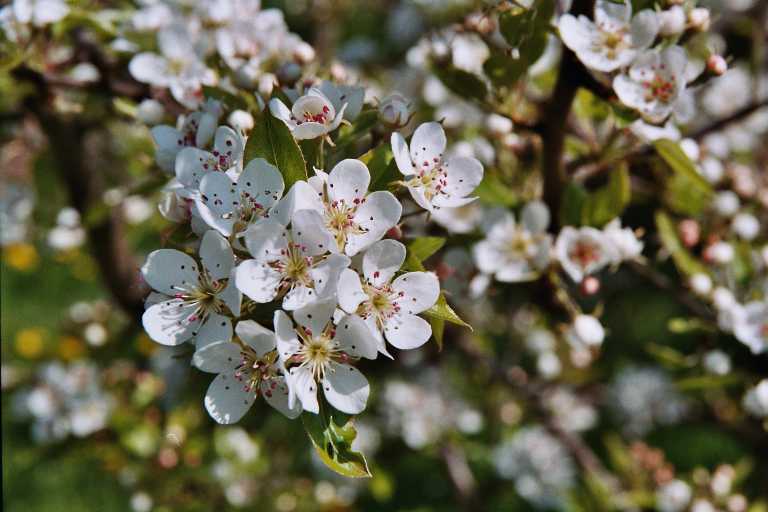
left=580, top=276, right=600, bottom=296
left=707, top=55, right=727, bottom=76
left=678, top=219, right=700, bottom=248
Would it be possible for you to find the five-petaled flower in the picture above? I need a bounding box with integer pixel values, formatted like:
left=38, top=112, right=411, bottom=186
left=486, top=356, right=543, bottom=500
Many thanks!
left=555, top=226, right=618, bottom=283
left=142, top=230, right=242, bottom=348
left=269, top=88, right=346, bottom=140
left=194, top=320, right=301, bottom=424
left=391, top=122, right=484, bottom=212
left=337, top=239, right=440, bottom=355
left=275, top=298, right=378, bottom=414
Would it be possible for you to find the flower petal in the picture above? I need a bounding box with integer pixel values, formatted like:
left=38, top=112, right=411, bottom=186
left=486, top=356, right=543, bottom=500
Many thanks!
left=347, top=191, right=402, bottom=256
left=391, top=271, right=440, bottom=314
left=141, top=249, right=199, bottom=295
left=335, top=314, right=378, bottom=360
left=274, top=310, right=302, bottom=361
left=240, top=158, right=285, bottom=210
left=391, top=132, right=414, bottom=175
left=328, top=159, right=370, bottom=205
left=384, top=313, right=432, bottom=350
left=241, top=218, right=288, bottom=261
left=151, top=125, right=184, bottom=172
left=195, top=312, right=232, bottom=349
left=213, top=126, right=243, bottom=169
left=291, top=209, right=336, bottom=256
left=322, top=362, right=369, bottom=414
left=196, top=171, right=237, bottom=236
left=199, top=230, right=234, bottom=281
left=193, top=340, right=241, bottom=373
left=204, top=371, right=255, bottom=424
left=287, top=365, right=319, bottom=413
left=235, top=259, right=281, bottom=303
left=142, top=299, right=201, bottom=346
left=293, top=297, right=336, bottom=335
left=362, top=239, right=406, bottom=286
left=235, top=320, right=276, bottom=357
left=442, top=156, right=483, bottom=199
left=310, top=253, right=351, bottom=299
left=175, top=147, right=214, bottom=190
left=337, top=268, right=366, bottom=314
left=410, top=122, right=446, bottom=171
left=129, top=53, right=169, bottom=86
left=269, top=180, right=324, bottom=225
left=261, top=377, right=302, bottom=419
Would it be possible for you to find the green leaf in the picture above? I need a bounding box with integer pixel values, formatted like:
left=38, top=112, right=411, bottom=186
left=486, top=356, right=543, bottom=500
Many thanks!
left=433, top=66, right=488, bottom=102
left=361, top=144, right=400, bottom=191
left=244, top=111, right=307, bottom=188
left=424, top=293, right=471, bottom=329
left=655, top=211, right=708, bottom=277
left=560, top=183, right=588, bottom=227
left=475, top=174, right=518, bottom=206
left=429, top=316, right=446, bottom=351
left=403, top=237, right=446, bottom=271
left=675, top=374, right=742, bottom=391
left=581, top=163, right=631, bottom=226
left=302, top=401, right=371, bottom=478
left=653, top=139, right=713, bottom=215
left=482, top=48, right=529, bottom=87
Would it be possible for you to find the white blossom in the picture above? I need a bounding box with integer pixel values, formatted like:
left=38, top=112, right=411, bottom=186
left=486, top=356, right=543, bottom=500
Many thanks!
left=194, top=321, right=301, bottom=424
left=141, top=230, right=241, bottom=348
left=743, top=379, right=768, bottom=418
left=559, top=0, right=659, bottom=73
left=337, top=239, right=439, bottom=354
left=391, top=122, right=484, bottom=212
left=555, top=226, right=617, bottom=283
left=275, top=298, right=378, bottom=414
left=269, top=88, right=347, bottom=140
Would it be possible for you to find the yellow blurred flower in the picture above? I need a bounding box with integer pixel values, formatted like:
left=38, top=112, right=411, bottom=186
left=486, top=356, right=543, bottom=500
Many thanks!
left=136, top=333, right=157, bottom=356
left=15, top=327, right=46, bottom=358
left=59, top=335, right=86, bottom=360
left=3, top=243, right=39, bottom=271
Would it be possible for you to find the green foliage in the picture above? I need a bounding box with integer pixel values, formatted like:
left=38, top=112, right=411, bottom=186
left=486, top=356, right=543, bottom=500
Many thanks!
left=301, top=400, right=371, bottom=478
left=432, top=66, right=488, bottom=102
left=559, top=164, right=631, bottom=227
left=654, top=139, right=713, bottom=216
left=244, top=111, right=307, bottom=188
left=474, top=174, right=518, bottom=207
left=403, top=237, right=446, bottom=271
left=201, top=86, right=250, bottom=111
left=360, top=144, right=400, bottom=191
left=655, top=210, right=709, bottom=277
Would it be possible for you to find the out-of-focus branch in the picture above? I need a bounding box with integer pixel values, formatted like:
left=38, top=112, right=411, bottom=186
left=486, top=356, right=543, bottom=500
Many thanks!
left=12, top=65, right=148, bottom=321
left=440, top=441, right=478, bottom=510
left=627, top=261, right=714, bottom=321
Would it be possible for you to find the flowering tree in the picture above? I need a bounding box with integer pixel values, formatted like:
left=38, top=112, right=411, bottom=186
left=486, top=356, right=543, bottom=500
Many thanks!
left=2, top=0, right=767, bottom=510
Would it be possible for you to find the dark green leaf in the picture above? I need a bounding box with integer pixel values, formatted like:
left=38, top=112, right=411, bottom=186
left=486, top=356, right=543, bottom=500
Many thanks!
left=403, top=237, right=445, bottom=271
left=655, top=211, right=708, bottom=277
left=361, top=144, right=400, bottom=191
left=581, top=163, right=631, bottom=226
left=202, top=86, right=249, bottom=111
left=433, top=66, right=488, bottom=102
left=244, top=111, right=307, bottom=188
left=654, top=139, right=713, bottom=216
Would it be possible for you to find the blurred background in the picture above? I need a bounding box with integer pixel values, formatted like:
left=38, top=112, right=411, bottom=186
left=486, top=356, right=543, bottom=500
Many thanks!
left=2, top=0, right=768, bottom=511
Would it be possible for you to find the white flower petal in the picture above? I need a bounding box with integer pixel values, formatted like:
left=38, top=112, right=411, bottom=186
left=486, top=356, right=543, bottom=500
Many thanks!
left=241, top=218, right=288, bottom=261
left=142, top=299, right=201, bottom=346
left=193, top=340, right=241, bottom=373
left=240, top=158, right=284, bottom=209
left=443, top=156, right=483, bottom=199
left=235, top=320, right=276, bottom=357
left=337, top=268, right=366, bottom=314
left=392, top=271, right=440, bottom=314
left=269, top=98, right=293, bottom=125
left=293, top=297, right=336, bottom=335
left=384, top=313, right=432, bottom=350
left=391, top=132, right=414, bottom=175
left=219, top=276, right=242, bottom=316
left=150, top=125, right=184, bottom=172
left=362, top=239, right=406, bottom=286
left=235, top=259, right=281, bottom=303
left=195, top=312, right=232, bottom=349
left=282, top=283, right=316, bottom=311
left=213, top=126, right=243, bottom=169
left=291, top=209, right=336, bottom=255
left=204, top=372, right=255, bottom=424
left=196, top=171, right=237, bottom=235
left=322, top=362, right=369, bottom=414
left=347, top=191, right=402, bottom=256
left=129, top=53, right=170, bottom=86
left=141, top=249, right=199, bottom=295
left=287, top=366, right=319, bottom=413
left=328, top=159, right=370, bottom=205
left=270, top=180, right=324, bottom=225
left=261, top=377, right=301, bottom=419
left=410, top=122, right=446, bottom=172
left=336, top=314, right=378, bottom=359
left=175, top=147, right=213, bottom=190
left=274, top=310, right=302, bottom=360
left=310, top=253, right=351, bottom=299
left=199, top=230, right=234, bottom=281
left=630, top=10, right=659, bottom=50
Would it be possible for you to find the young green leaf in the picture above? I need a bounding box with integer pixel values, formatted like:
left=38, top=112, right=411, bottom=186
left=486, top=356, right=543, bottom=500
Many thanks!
left=302, top=401, right=371, bottom=478
left=244, top=111, right=307, bottom=188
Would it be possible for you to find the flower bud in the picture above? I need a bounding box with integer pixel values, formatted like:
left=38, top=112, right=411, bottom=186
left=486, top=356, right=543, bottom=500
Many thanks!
left=704, top=241, right=734, bottom=264
left=276, top=62, right=302, bottom=86
left=689, top=273, right=712, bottom=296
left=659, top=6, right=686, bottom=36
left=228, top=110, right=254, bottom=133
left=703, top=350, right=731, bottom=376
left=678, top=219, right=700, bottom=247
left=688, top=8, right=710, bottom=31
left=732, top=212, right=759, bottom=240
left=714, top=191, right=740, bottom=217
left=580, top=276, right=600, bottom=296
left=712, top=287, right=735, bottom=310
left=258, top=73, right=277, bottom=97
left=486, top=113, right=514, bottom=135
left=707, top=54, right=728, bottom=76
left=386, top=225, right=403, bottom=240
left=293, top=41, right=316, bottom=64
left=136, top=99, right=165, bottom=125
left=379, top=93, right=412, bottom=128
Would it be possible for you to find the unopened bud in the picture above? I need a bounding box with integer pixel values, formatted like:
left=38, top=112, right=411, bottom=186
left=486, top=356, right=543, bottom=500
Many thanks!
left=228, top=110, right=254, bottom=133
left=707, top=54, right=728, bottom=76
left=659, top=6, right=686, bottom=36
left=688, top=8, right=710, bottom=31
left=293, top=42, right=315, bottom=65
left=678, top=219, right=700, bottom=247
left=258, top=73, right=277, bottom=97
left=580, top=276, right=600, bottom=296
left=689, top=273, right=712, bottom=296
left=379, top=93, right=412, bottom=128
left=136, top=99, right=165, bottom=125
left=386, top=225, right=403, bottom=239
left=276, top=62, right=302, bottom=86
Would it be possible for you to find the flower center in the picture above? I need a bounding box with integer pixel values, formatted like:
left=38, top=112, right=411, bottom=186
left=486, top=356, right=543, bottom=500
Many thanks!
left=324, top=198, right=367, bottom=250
left=234, top=346, right=279, bottom=395
left=171, top=271, right=228, bottom=325
left=295, top=323, right=343, bottom=381
left=296, top=105, right=331, bottom=125
left=407, top=163, right=448, bottom=203
left=569, top=240, right=602, bottom=269
left=360, top=281, right=403, bottom=330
